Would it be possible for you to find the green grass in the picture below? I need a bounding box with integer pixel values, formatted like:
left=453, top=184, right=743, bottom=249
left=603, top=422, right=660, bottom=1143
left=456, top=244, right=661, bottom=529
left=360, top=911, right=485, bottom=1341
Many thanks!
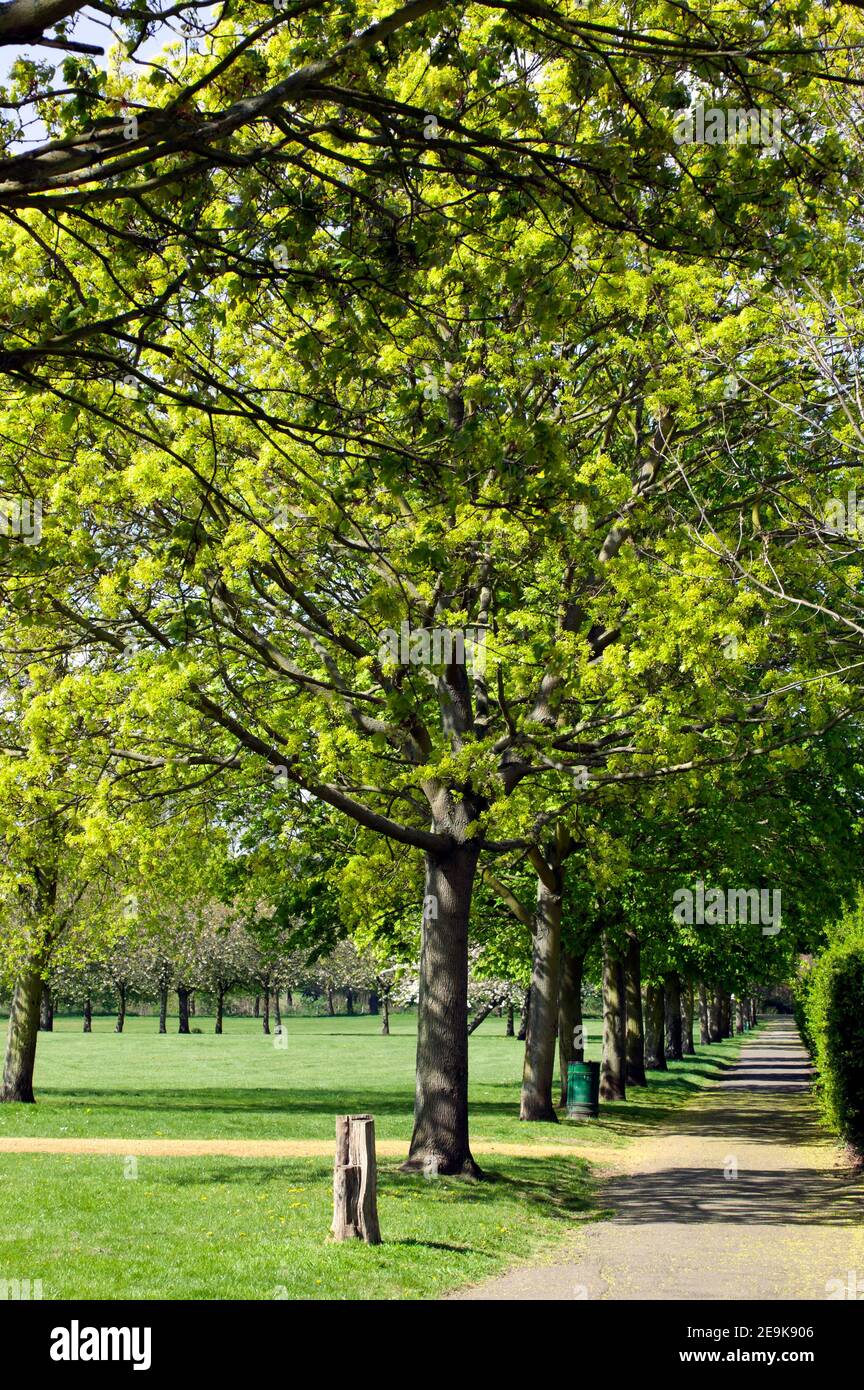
left=0, top=1011, right=743, bottom=1146
left=0, top=1013, right=748, bottom=1299
left=0, top=1152, right=594, bottom=1300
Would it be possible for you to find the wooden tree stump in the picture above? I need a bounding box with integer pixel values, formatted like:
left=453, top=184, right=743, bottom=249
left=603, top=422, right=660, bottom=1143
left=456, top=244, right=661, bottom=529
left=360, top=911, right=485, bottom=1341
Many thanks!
left=331, top=1114, right=381, bottom=1244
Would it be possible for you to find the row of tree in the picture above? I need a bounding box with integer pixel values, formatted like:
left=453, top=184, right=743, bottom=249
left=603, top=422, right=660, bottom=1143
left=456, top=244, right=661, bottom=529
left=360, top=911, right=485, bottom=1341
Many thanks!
left=2, top=1, right=864, bottom=1174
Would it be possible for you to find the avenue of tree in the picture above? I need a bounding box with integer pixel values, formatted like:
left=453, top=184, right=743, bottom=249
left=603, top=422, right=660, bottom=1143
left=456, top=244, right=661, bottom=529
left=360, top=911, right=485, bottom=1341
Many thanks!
left=2, top=1, right=864, bottom=1173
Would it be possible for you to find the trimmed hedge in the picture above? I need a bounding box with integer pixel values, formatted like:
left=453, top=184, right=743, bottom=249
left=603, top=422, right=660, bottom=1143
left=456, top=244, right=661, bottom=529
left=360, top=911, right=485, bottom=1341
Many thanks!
left=792, top=961, right=816, bottom=1056
left=803, top=941, right=864, bottom=1153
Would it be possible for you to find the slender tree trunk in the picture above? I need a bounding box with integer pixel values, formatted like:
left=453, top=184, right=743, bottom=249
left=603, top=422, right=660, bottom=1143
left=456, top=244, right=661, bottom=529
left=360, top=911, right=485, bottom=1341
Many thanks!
left=83, top=996, right=92, bottom=1033
left=262, top=987, right=271, bottom=1035
left=368, top=991, right=379, bottom=1016
left=468, top=994, right=506, bottom=1035
left=345, top=988, right=354, bottom=1016
left=625, top=933, right=646, bottom=1086
left=177, top=987, right=191, bottom=1034
left=39, top=984, right=54, bottom=1032
left=558, top=950, right=584, bottom=1107
left=682, top=979, right=696, bottom=1054
left=285, top=989, right=293, bottom=1009
left=253, top=994, right=260, bottom=1018
left=505, top=1003, right=514, bottom=1037
left=114, top=983, right=126, bottom=1033
left=273, top=990, right=282, bottom=1030
left=158, top=985, right=168, bottom=1035
left=645, top=983, right=667, bottom=1070
left=403, top=839, right=481, bottom=1176
left=735, top=997, right=745, bottom=1034
left=600, top=932, right=626, bottom=1101
left=517, top=987, right=530, bottom=1041
left=698, top=983, right=711, bottom=1044
left=709, top=987, right=722, bottom=1043
left=215, top=986, right=225, bottom=1034
left=664, top=972, right=683, bottom=1061
left=381, top=994, right=390, bottom=1036
left=2, top=968, right=43, bottom=1102
left=326, top=988, right=335, bottom=1017
left=521, top=869, right=563, bottom=1122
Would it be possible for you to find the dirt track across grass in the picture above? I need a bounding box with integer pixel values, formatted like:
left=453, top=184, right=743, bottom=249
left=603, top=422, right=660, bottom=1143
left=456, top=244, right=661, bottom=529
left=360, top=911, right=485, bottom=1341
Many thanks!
left=447, top=1018, right=864, bottom=1301
left=0, top=1135, right=615, bottom=1162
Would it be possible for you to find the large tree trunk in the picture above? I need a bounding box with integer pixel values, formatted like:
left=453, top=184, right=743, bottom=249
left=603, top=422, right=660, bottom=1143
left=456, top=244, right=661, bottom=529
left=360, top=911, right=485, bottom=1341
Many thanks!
left=158, top=985, right=168, bottom=1035
left=645, top=983, right=667, bottom=1071
left=403, top=840, right=480, bottom=1176
left=215, top=986, right=225, bottom=1035
left=557, top=950, right=584, bottom=1107
left=664, top=972, right=683, bottom=1061
left=39, top=984, right=54, bottom=1032
left=83, top=996, right=92, bottom=1033
left=682, top=979, right=696, bottom=1055
left=177, top=987, right=191, bottom=1034
left=1, top=968, right=43, bottom=1103
left=600, top=933, right=626, bottom=1101
left=517, top=987, right=530, bottom=1040
left=625, top=933, right=646, bottom=1087
left=114, top=983, right=126, bottom=1033
left=698, top=983, right=711, bottom=1044
left=521, top=869, right=563, bottom=1122
left=709, top=987, right=723, bottom=1043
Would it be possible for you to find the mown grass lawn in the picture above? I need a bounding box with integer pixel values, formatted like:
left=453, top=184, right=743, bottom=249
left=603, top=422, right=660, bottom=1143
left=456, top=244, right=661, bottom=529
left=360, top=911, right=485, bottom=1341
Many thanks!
left=0, top=1151, right=595, bottom=1301
left=0, top=1012, right=747, bottom=1299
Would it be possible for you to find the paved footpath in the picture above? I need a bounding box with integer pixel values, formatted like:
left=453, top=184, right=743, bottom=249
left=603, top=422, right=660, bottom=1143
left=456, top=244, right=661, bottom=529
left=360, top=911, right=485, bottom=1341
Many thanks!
left=450, top=1018, right=864, bottom=1300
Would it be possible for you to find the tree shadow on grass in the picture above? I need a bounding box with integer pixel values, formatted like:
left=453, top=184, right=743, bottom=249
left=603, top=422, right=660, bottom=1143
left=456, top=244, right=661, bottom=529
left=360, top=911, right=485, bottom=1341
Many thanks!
left=388, top=1239, right=493, bottom=1257
left=21, top=1086, right=420, bottom=1119
left=155, top=1155, right=597, bottom=1247
left=383, top=1158, right=596, bottom=1225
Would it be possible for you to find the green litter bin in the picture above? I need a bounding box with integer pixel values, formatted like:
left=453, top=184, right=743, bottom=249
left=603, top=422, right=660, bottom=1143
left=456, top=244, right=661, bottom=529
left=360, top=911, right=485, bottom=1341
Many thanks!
left=567, top=1061, right=600, bottom=1119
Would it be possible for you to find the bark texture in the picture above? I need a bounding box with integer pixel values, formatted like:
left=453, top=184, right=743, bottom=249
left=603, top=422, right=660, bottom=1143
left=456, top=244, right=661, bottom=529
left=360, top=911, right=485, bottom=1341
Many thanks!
left=557, top=950, right=584, bottom=1107
left=625, top=933, right=646, bottom=1086
left=699, top=983, right=711, bottom=1044
left=600, top=932, right=626, bottom=1101
left=403, top=838, right=481, bottom=1176
left=521, top=867, right=563, bottom=1122
left=682, top=979, right=696, bottom=1054
left=709, top=987, right=723, bottom=1043
left=645, top=983, right=667, bottom=1071
left=39, top=985, right=53, bottom=1032
left=664, top=972, right=683, bottom=1061
left=1, top=968, right=43, bottom=1103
